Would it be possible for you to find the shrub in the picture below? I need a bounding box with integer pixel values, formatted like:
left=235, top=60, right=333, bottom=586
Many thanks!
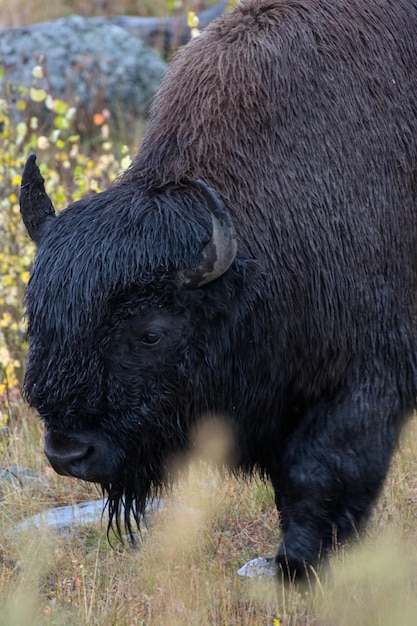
left=0, top=65, right=132, bottom=425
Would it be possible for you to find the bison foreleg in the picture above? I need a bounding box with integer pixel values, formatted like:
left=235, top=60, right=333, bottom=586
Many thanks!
left=271, top=385, right=405, bottom=580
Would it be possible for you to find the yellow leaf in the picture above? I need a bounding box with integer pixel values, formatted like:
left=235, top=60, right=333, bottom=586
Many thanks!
left=37, top=136, right=50, bottom=150
left=121, top=155, right=132, bottom=170
left=55, top=100, right=68, bottom=115
left=66, top=107, right=76, bottom=120
left=187, top=10, right=199, bottom=28
left=45, top=94, right=55, bottom=110
left=30, top=87, right=47, bottom=103
left=16, top=121, right=27, bottom=138
left=31, top=65, right=44, bottom=79
left=1, top=312, right=11, bottom=323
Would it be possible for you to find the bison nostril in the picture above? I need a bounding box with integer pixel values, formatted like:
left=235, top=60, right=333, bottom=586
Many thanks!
left=43, top=429, right=116, bottom=482
left=45, top=443, right=91, bottom=472
left=44, top=431, right=95, bottom=478
left=67, top=446, right=95, bottom=474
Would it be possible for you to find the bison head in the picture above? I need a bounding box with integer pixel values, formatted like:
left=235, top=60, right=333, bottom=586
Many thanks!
left=20, top=154, right=249, bottom=535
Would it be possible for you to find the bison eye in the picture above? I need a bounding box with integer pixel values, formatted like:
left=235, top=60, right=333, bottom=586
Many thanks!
left=140, top=331, right=162, bottom=345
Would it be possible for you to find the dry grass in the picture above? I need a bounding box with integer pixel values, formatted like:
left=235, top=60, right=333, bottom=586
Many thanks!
left=1, top=406, right=417, bottom=625
left=0, top=0, right=214, bottom=28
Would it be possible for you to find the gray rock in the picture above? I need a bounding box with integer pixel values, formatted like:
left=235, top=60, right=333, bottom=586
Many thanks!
left=15, top=500, right=104, bottom=532
left=0, top=16, right=167, bottom=129
left=0, top=465, right=165, bottom=535
left=237, top=556, right=278, bottom=578
left=0, top=465, right=49, bottom=490
left=14, top=497, right=166, bottom=534
left=14, top=498, right=106, bottom=533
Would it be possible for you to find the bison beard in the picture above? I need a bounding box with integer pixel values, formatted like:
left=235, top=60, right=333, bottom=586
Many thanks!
left=20, top=0, right=417, bottom=581
left=104, top=465, right=160, bottom=541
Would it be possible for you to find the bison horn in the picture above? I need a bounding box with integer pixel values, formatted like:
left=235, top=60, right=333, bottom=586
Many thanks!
left=20, top=153, right=56, bottom=244
left=179, top=181, right=238, bottom=289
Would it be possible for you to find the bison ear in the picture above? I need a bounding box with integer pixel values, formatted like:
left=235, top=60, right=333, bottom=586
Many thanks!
left=20, top=153, right=56, bottom=245
left=178, top=181, right=237, bottom=289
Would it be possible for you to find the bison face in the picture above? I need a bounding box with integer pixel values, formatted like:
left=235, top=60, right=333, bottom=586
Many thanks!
left=20, top=155, right=241, bottom=532
left=39, top=299, right=197, bottom=485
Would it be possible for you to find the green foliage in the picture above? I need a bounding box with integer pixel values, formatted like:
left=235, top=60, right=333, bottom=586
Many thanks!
left=0, top=65, right=132, bottom=424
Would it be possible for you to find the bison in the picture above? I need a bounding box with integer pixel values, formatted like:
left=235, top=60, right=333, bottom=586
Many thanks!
left=20, top=0, right=417, bottom=580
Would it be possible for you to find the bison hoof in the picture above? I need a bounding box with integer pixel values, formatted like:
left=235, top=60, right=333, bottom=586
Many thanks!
left=237, top=556, right=277, bottom=578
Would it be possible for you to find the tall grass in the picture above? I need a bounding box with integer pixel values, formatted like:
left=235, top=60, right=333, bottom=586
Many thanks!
left=1, top=407, right=417, bottom=625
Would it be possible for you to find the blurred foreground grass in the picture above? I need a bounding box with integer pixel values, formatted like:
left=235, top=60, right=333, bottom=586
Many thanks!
left=0, top=413, right=417, bottom=625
